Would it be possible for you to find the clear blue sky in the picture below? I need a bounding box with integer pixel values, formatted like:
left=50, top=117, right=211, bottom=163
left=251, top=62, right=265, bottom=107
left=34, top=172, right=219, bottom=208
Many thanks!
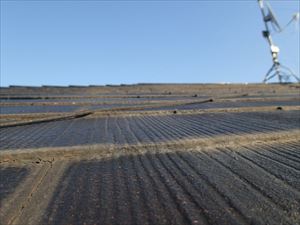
left=1, top=0, right=299, bottom=86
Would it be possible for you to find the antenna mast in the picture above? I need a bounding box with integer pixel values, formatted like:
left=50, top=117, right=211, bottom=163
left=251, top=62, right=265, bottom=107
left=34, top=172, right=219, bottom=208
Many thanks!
left=257, top=0, right=300, bottom=83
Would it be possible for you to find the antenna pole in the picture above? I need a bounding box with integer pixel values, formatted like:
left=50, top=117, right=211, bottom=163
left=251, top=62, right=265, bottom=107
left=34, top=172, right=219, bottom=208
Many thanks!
left=257, top=0, right=299, bottom=83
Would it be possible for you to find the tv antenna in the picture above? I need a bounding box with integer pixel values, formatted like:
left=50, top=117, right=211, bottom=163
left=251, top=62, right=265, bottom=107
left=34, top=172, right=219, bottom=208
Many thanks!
left=257, top=0, right=300, bottom=83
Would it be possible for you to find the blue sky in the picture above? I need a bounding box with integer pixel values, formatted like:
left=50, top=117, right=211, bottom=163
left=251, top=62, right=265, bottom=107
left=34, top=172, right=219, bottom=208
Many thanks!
left=1, top=0, right=299, bottom=86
